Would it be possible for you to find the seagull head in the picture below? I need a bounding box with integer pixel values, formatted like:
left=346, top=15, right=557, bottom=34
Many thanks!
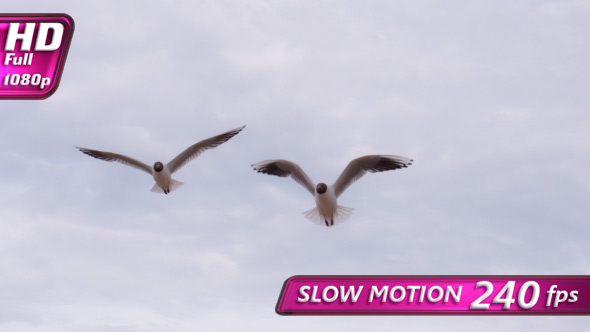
left=153, top=161, right=164, bottom=172
left=316, top=183, right=327, bottom=194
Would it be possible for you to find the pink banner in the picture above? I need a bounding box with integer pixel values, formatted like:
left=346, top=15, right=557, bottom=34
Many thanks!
left=276, top=276, right=590, bottom=315
left=0, top=14, right=74, bottom=99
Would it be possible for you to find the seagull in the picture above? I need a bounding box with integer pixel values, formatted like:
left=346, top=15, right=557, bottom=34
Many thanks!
left=77, top=125, right=245, bottom=194
left=252, top=155, right=412, bottom=226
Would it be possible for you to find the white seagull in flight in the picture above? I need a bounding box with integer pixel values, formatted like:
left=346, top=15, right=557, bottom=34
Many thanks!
left=77, top=125, right=245, bottom=194
left=252, top=155, right=412, bottom=226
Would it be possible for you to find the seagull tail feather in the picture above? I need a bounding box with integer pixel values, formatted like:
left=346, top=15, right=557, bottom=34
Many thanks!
left=168, top=179, right=184, bottom=193
left=149, top=179, right=184, bottom=194
left=150, top=184, right=165, bottom=194
left=334, top=205, right=354, bottom=224
left=302, top=205, right=354, bottom=227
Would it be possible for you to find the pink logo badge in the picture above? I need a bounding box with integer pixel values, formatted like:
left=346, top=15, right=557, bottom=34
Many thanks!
left=0, top=14, right=74, bottom=99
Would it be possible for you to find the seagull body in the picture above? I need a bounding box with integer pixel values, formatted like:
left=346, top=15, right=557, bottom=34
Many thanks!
left=151, top=161, right=178, bottom=194
left=252, top=155, right=412, bottom=226
left=77, top=125, right=245, bottom=194
left=311, top=184, right=348, bottom=226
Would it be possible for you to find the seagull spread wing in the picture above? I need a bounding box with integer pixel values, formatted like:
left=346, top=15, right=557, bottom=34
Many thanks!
left=252, top=159, right=315, bottom=196
left=77, top=147, right=152, bottom=175
left=166, top=125, right=245, bottom=174
left=332, top=155, right=412, bottom=198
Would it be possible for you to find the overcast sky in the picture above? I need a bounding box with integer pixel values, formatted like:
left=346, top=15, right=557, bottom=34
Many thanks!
left=1, top=1, right=590, bottom=331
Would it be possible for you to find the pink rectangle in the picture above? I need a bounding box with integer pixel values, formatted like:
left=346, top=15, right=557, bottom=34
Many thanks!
left=0, top=14, right=74, bottom=99
left=276, top=276, right=590, bottom=315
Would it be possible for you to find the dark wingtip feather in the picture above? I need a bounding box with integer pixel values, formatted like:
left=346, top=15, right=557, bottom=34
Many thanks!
left=76, top=147, right=113, bottom=162
left=210, top=125, right=247, bottom=148
left=368, top=156, right=413, bottom=173
left=252, top=161, right=290, bottom=177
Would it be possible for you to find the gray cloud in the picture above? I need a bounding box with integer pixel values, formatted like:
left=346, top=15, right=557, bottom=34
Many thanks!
left=0, top=0, right=589, bottom=330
